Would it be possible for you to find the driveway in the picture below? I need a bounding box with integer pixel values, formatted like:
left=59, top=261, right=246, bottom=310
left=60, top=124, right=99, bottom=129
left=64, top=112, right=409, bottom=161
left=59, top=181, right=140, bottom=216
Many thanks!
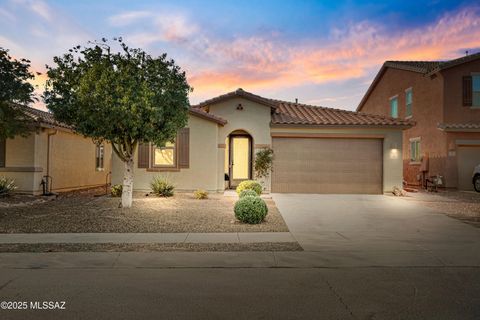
left=273, top=194, right=480, bottom=267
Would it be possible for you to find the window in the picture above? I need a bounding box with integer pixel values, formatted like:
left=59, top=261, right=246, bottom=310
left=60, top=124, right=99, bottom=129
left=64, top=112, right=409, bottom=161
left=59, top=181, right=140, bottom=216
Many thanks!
left=473, top=75, right=480, bottom=107
left=405, top=88, right=412, bottom=117
left=410, top=138, right=421, bottom=163
left=95, top=144, right=104, bottom=171
left=154, top=141, right=176, bottom=167
left=390, top=96, right=398, bottom=118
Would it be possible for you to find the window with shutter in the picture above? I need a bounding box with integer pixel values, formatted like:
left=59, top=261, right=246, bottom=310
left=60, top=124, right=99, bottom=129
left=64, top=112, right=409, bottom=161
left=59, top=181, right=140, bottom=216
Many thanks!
left=137, top=142, right=150, bottom=168
left=178, top=128, right=190, bottom=168
left=463, top=75, right=472, bottom=106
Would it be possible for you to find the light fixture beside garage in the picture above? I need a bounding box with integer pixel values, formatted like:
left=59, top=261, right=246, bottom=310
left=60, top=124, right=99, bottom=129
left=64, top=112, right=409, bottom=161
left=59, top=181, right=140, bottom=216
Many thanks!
left=389, top=141, right=399, bottom=159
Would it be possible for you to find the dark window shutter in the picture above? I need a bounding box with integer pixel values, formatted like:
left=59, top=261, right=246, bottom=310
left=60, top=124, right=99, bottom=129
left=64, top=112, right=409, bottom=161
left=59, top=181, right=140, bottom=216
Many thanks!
left=0, top=138, right=5, bottom=167
left=137, top=142, right=149, bottom=168
left=463, top=76, right=472, bottom=106
left=178, top=128, right=190, bottom=168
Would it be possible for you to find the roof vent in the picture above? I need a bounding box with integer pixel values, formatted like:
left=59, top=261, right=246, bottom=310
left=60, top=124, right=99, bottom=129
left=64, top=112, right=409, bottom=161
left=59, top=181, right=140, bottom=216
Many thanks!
left=295, top=98, right=298, bottom=104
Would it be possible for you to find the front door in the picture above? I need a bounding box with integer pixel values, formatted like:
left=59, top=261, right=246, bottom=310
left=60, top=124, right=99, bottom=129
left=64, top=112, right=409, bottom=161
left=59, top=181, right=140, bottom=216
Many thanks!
left=229, top=135, right=251, bottom=188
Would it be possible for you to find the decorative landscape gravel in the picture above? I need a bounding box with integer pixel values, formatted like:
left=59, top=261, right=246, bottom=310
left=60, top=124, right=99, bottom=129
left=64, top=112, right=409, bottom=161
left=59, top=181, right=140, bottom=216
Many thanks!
left=0, top=192, right=289, bottom=233
left=0, top=242, right=303, bottom=252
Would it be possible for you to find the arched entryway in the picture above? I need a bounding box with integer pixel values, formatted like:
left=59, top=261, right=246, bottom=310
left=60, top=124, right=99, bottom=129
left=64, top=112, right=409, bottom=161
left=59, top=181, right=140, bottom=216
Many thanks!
left=225, top=130, right=253, bottom=189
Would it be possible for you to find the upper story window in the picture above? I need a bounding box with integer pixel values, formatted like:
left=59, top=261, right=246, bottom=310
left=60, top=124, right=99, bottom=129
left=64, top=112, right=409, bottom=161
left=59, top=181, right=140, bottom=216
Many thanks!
left=154, top=141, right=176, bottom=167
left=473, top=75, right=480, bottom=107
left=389, top=96, right=398, bottom=118
left=409, top=137, right=421, bottom=163
left=95, top=144, right=104, bottom=171
left=405, top=88, right=413, bottom=118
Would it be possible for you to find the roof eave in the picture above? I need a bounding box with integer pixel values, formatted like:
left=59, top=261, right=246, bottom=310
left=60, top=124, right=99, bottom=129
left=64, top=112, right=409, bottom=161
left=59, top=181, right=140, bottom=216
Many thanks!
left=270, top=123, right=414, bottom=130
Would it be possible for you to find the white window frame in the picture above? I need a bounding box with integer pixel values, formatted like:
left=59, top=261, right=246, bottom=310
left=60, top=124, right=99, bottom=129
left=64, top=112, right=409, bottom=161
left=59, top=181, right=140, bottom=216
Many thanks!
left=409, top=137, right=421, bottom=164
left=389, top=95, right=399, bottom=118
left=405, top=87, right=413, bottom=119
left=95, top=144, right=105, bottom=171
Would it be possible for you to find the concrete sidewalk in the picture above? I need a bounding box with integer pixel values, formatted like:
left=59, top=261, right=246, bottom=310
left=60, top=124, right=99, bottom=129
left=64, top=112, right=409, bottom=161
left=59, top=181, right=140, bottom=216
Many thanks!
left=0, top=232, right=296, bottom=244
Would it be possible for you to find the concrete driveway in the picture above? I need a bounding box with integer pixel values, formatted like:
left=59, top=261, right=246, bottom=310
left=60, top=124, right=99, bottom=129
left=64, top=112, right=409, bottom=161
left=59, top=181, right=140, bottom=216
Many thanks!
left=273, top=194, right=480, bottom=267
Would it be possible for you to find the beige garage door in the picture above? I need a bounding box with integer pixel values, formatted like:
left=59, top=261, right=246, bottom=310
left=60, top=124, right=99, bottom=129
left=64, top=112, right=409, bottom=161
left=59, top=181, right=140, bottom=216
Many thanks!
left=271, top=138, right=383, bottom=194
left=457, top=146, right=480, bottom=190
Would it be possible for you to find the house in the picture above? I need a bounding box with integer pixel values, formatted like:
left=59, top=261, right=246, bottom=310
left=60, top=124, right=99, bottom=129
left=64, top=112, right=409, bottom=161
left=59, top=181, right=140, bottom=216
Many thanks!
left=111, top=89, right=413, bottom=194
left=357, top=52, right=480, bottom=190
left=0, top=105, right=112, bottom=194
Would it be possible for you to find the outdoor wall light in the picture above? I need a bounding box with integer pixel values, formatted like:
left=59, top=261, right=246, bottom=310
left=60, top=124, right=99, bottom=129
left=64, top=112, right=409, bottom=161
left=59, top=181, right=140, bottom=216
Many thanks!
left=389, top=148, right=399, bottom=159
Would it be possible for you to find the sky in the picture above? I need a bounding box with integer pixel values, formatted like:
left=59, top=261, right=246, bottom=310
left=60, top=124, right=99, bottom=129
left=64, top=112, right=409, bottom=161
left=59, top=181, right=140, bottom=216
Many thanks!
left=1, top=0, right=479, bottom=111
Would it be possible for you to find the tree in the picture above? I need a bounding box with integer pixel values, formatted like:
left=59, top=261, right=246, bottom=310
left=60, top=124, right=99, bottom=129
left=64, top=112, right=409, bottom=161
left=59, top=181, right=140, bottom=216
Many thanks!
left=0, top=47, right=37, bottom=138
left=44, top=38, right=191, bottom=207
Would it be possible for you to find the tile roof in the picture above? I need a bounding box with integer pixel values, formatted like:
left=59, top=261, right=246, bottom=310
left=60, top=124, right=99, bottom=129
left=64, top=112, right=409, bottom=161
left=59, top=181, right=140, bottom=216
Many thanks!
left=271, top=100, right=414, bottom=127
left=438, top=123, right=480, bottom=131
left=189, top=108, right=227, bottom=125
left=192, top=88, right=278, bottom=109
left=15, top=104, right=72, bottom=129
left=384, top=61, right=441, bottom=73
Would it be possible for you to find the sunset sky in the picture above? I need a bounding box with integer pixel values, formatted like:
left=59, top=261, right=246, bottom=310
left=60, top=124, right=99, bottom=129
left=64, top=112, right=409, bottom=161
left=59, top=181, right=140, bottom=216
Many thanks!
left=1, top=0, right=479, bottom=110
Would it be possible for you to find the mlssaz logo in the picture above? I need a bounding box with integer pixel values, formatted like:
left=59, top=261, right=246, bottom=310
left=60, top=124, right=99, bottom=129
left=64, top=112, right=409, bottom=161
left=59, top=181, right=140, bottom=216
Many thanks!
left=30, top=301, right=66, bottom=310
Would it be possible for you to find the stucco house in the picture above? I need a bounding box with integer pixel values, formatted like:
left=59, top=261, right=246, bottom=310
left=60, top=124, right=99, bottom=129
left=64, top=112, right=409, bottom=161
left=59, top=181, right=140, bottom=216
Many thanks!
left=1, top=105, right=112, bottom=194
left=111, top=89, right=413, bottom=194
left=357, top=52, right=480, bottom=190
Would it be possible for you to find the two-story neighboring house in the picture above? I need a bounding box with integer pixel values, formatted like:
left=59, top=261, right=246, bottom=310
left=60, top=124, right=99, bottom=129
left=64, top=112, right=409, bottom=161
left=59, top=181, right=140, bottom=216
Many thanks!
left=357, top=52, right=480, bottom=190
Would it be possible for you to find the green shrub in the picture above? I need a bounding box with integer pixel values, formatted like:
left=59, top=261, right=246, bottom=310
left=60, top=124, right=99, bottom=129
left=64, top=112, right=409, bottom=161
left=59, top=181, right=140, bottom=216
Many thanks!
left=234, top=196, right=268, bottom=224
left=239, top=189, right=258, bottom=198
left=193, top=189, right=208, bottom=199
left=0, top=177, right=17, bottom=197
left=110, top=184, right=122, bottom=197
left=236, top=180, right=262, bottom=196
left=150, top=176, right=174, bottom=197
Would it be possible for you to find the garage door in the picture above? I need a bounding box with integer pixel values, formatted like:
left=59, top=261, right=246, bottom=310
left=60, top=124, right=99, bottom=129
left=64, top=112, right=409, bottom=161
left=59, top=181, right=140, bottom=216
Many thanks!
left=457, top=146, right=480, bottom=190
left=271, top=138, right=383, bottom=194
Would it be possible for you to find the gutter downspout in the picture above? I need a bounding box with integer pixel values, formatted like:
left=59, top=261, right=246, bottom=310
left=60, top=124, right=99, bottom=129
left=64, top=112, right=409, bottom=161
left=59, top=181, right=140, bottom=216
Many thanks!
left=46, top=129, right=58, bottom=193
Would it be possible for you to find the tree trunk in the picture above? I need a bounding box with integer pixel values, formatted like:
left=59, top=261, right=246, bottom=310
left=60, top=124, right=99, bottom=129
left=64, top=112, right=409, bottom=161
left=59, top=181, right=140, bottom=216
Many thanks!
left=121, top=157, right=134, bottom=208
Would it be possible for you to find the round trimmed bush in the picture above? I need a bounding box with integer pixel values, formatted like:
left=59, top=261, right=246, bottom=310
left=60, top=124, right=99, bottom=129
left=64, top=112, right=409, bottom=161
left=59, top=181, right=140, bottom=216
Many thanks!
left=236, top=180, right=262, bottom=196
left=234, top=196, right=268, bottom=224
left=239, top=189, right=258, bottom=198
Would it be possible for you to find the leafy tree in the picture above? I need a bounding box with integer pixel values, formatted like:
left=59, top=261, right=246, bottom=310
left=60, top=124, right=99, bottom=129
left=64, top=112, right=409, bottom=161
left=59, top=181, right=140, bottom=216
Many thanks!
left=0, top=47, right=37, bottom=138
left=44, top=38, right=191, bottom=207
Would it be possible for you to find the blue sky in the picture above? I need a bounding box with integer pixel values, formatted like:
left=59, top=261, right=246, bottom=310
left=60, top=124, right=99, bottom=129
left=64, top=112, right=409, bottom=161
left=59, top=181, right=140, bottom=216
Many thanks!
left=0, top=0, right=478, bottom=110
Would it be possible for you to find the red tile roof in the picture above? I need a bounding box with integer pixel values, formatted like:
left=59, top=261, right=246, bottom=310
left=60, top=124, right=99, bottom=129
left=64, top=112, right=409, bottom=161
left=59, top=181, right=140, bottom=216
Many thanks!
left=438, top=123, right=480, bottom=131
left=17, top=104, right=72, bottom=129
left=192, top=88, right=278, bottom=109
left=271, top=100, right=414, bottom=127
left=189, top=108, right=227, bottom=125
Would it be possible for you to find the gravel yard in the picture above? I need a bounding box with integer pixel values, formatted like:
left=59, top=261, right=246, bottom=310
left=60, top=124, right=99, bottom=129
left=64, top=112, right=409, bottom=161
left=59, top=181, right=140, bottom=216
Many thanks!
left=401, top=190, right=480, bottom=227
left=0, top=192, right=289, bottom=233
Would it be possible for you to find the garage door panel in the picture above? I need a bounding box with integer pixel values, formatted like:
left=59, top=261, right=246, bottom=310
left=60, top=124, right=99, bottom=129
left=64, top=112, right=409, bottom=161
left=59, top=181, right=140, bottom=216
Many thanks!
left=272, top=138, right=383, bottom=194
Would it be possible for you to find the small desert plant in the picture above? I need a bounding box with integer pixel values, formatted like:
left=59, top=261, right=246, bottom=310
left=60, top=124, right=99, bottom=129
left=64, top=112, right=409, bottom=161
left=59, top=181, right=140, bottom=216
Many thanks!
left=236, top=180, right=262, bottom=196
left=239, top=189, right=258, bottom=198
left=234, top=196, right=268, bottom=224
left=194, top=189, right=208, bottom=199
left=0, top=177, right=17, bottom=197
left=150, top=176, right=175, bottom=197
left=254, top=148, right=274, bottom=179
left=110, top=184, right=122, bottom=197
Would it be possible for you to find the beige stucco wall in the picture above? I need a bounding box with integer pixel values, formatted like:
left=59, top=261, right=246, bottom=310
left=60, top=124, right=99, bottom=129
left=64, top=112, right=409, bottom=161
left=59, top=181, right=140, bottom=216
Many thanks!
left=207, top=98, right=273, bottom=191
left=111, top=115, right=220, bottom=192
left=1, top=128, right=112, bottom=194
left=269, top=126, right=404, bottom=193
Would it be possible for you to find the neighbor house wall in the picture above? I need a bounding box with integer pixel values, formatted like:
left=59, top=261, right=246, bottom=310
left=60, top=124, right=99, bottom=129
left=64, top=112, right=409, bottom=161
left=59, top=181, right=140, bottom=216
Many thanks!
left=269, top=126, right=404, bottom=193
left=111, top=115, right=220, bottom=192
left=0, top=134, right=38, bottom=193
left=360, top=67, right=445, bottom=186
left=207, top=98, right=273, bottom=192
